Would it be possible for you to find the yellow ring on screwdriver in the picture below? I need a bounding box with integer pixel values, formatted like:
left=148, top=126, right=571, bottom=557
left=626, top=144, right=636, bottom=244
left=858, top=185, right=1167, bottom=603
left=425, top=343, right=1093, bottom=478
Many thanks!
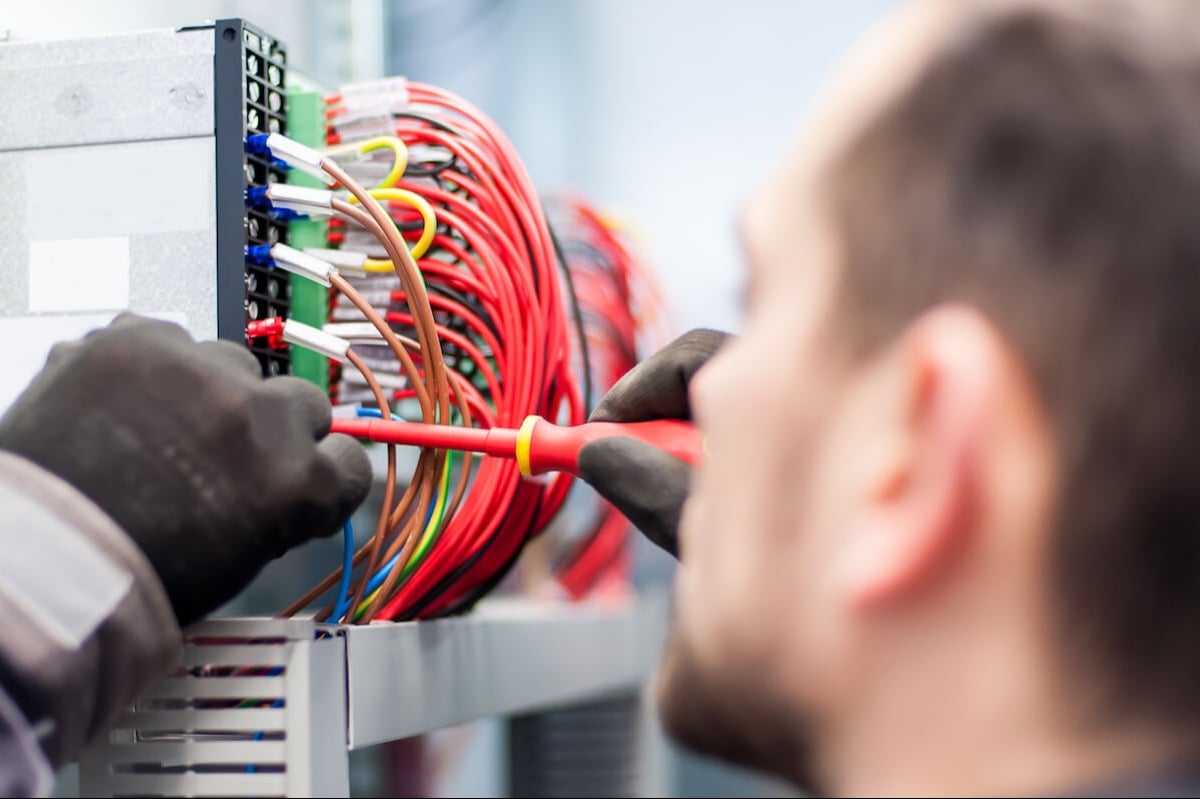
left=516, top=415, right=539, bottom=477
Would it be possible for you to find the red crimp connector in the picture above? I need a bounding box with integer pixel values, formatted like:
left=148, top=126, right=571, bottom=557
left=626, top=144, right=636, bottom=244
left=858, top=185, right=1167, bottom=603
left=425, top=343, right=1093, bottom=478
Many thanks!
left=245, top=317, right=287, bottom=349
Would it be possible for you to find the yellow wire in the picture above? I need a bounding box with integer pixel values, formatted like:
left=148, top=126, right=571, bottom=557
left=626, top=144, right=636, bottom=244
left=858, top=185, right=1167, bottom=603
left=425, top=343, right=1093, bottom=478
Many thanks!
left=355, top=587, right=382, bottom=620
left=356, top=137, right=408, bottom=188
left=348, top=188, right=437, bottom=260
left=408, top=451, right=452, bottom=563
left=362, top=258, right=398, bottom=274
left=325, top=136, right=409, bottom=189
left=352, top=451, right=453, bottom=620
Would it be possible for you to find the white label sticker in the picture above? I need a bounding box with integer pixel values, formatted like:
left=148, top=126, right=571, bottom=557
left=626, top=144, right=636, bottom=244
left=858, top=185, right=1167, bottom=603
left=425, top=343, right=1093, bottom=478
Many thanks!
left=26, top=139, right=212, bottom=239
left=28, top=237, right=130, bottom=313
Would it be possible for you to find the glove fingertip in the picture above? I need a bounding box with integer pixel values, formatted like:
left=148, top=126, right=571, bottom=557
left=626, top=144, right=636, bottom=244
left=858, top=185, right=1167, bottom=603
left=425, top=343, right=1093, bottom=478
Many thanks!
left=320, top=432, right=373, bottom=510
left=588, top=394, right=623, bottom=424
left=577, top=436, right=690, bottom=557
left=198, top=339, right=264, bottom=379
left=587, top=329, right=730, bottom=423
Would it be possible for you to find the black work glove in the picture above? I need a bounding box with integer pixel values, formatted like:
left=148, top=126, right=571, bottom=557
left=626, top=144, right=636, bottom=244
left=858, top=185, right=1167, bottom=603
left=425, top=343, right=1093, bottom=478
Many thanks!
left=578, top=329, right=730, bottom=557
left=0, top=313, right=371, bottom=626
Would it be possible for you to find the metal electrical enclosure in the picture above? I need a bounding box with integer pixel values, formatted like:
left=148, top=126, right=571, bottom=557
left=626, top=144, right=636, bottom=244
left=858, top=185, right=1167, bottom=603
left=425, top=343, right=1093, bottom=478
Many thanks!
left=0, top=19, right=290, bottom=413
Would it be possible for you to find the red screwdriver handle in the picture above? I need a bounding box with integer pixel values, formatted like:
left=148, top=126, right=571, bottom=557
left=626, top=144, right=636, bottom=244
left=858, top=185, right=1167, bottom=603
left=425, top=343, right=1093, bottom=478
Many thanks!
left=522, top=416, right=702, bottom=476
left=330, top=416, right=704, bottom=478
left=329, top=418, right=519, bottom=457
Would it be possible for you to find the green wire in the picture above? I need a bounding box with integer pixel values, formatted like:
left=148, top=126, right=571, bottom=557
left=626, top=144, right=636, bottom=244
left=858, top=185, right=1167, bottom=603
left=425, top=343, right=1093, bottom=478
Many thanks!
left=349, top=431, right=459, bottom=622
left=402, top=449, right=456, bottom=574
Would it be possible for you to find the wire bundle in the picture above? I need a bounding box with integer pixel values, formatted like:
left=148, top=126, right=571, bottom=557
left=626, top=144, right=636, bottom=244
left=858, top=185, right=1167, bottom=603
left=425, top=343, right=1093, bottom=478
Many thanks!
left=281, top=79, right=584, bottom=622
left=546, top=196, right=672, bottom=597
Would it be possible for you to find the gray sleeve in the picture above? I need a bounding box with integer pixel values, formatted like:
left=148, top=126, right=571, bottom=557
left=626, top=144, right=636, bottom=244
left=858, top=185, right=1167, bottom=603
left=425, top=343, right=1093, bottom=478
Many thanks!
left=0, top=451, right=181, bottom=771
left=0, top=684, right=52, bottom=797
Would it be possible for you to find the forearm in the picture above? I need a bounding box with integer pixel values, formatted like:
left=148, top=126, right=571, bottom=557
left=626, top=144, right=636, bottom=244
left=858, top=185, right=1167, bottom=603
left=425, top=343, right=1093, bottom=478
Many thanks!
left=0, top=452, right=181, bottom=769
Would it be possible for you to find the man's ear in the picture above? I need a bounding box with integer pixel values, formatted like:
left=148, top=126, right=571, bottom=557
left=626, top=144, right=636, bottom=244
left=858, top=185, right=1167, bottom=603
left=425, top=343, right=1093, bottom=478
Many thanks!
left=838, top=304, right=998, bottom=609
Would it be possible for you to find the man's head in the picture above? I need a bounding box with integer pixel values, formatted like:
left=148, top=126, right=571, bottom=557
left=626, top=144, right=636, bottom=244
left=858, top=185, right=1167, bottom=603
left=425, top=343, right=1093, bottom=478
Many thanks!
left=665, top=0, right=1200, bottom=793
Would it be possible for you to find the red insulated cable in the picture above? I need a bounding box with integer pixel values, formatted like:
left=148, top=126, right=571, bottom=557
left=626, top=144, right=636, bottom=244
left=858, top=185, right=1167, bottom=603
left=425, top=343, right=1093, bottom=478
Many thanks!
left=315, top=83, right=593, bottom=620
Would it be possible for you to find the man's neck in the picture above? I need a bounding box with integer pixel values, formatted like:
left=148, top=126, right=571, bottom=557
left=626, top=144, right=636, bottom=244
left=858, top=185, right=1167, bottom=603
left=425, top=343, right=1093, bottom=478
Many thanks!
left=821, top=647, right=1190, bottom=797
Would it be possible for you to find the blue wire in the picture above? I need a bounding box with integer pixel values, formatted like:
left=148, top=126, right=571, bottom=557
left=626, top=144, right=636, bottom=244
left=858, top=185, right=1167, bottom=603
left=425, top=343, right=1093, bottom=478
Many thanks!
left=332, top=519, right=354, bottom=622
left=366, top=553, right=401, bottom=596
left=351, top=405, right=403, bottom=599
left=360, top=483, right=440, bottom=597
left=247, top=667, right=286, bottom=772
left=340, top=405, right=442, bottom=612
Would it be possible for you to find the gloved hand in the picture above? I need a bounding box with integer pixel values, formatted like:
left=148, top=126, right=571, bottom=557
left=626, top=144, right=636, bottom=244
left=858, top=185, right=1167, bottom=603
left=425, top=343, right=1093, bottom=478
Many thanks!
left=578, top=328, right=730, bottom=557
left=0, top=313, right=371, bottom=626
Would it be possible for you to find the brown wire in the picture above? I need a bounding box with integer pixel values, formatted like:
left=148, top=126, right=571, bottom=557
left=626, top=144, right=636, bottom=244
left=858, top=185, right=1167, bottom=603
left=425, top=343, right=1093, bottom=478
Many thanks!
left=333, top=270, right=440, bottom=616
left=361, top=367, right=478, bottom=619
left=326, top=160, right=451, bottom=405
left=327, top=173, right=452, bottom=619
left=283, top=244, right=443, bottom=618
left=279, top=346, right=396, bottom=618
left=283, top=336, right=445, bottom=620
left=286, top=163, right=459, bottom=622
left=328, top=204, right=443, bottom=616
left=329, top=219, right=434, bottom=417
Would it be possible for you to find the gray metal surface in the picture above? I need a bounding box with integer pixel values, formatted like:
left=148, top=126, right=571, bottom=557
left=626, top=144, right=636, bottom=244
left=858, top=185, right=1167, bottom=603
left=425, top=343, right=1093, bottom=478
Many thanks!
left=79, top=596, right=669, bottom=797
left=80, top=617, right=349, bottom=797
left=0, top=140, right=218, bottom=326
left=345, top=594, right=669, bottom=749
left=508, top=692, right=644, bottom=797
left=0, top=26, right=223, bottom=414
left=0, top=28, right=214, bottom=150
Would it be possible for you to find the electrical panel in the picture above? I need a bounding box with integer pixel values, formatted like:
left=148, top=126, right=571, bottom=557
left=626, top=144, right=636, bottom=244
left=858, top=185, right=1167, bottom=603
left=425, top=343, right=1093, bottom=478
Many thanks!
left=4, top=20, right=671, bottom=797
left=0, top=19, right=321, bottom=413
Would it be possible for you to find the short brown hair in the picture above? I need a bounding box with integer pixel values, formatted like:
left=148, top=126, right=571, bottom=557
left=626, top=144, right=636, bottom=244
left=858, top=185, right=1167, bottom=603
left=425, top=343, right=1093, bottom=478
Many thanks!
left=824, top=1, right=1200, bottom=728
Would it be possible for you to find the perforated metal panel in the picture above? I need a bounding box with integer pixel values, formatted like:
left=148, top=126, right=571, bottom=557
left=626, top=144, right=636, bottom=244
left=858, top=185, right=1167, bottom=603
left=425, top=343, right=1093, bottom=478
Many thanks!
left=78, top=597, right=668, bottom=797
left=79, top=619, right=348, bottom=798
left=508, top=692, right=643, bottom=798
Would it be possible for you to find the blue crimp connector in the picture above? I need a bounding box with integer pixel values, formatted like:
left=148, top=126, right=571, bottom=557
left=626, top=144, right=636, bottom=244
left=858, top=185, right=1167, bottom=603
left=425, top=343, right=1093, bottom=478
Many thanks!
left=244, top=244, right=273, bottom=264
left=244, top=133, right=271, bottom=154
left=245, top=185, right=270, bottom=206
left=243, top=187, right=304, bottom=220
left=246, top=135, right=296, bottom=171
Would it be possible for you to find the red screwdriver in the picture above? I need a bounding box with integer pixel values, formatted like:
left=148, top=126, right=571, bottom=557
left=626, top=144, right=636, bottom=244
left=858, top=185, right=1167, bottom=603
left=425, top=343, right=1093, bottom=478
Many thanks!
left=330, top=415, right=702, bottom=477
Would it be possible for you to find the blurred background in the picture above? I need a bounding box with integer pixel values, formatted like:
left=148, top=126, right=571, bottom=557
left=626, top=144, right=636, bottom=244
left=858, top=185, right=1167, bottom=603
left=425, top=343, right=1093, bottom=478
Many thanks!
left=5, top=1, right=893, bottom=795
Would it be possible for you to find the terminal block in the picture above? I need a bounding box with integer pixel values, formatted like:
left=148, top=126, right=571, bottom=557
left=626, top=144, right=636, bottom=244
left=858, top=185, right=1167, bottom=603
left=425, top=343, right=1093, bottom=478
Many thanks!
left=214, top=19, right=291, bottom=376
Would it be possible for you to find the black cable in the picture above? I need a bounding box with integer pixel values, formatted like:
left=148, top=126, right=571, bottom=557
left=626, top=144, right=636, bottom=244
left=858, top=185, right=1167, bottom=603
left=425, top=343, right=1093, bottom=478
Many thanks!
left=562, top=240, right=614, bottom=272
left=403, top=153, right=459, bottom=178
left=549, top=221, right=594, bottom=415
left=428, top=280, right=503, bottom=343
left=392, top=110, right=463, bottom=137
left=578, top=311, right=637, bottom=365
left=399, top=495, right=544, bottom=620
left=390, top=217, right=428, bottom=233
left=437, top=534, right=527, bottom=617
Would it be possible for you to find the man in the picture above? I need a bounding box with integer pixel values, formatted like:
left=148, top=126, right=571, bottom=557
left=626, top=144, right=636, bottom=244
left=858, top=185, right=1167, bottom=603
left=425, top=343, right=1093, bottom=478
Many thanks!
left=580, top=0, right=1200, bottom=794
left=2, top=0, right=1197, bottom=796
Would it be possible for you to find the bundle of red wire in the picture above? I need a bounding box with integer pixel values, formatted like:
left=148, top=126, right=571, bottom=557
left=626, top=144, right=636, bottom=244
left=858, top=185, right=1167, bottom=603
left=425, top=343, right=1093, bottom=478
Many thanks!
left=275, top=81, right=579, bottom=622
left=281, top=79, right=669, bottom=622
left=547, top=196, right=671, bottom=598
